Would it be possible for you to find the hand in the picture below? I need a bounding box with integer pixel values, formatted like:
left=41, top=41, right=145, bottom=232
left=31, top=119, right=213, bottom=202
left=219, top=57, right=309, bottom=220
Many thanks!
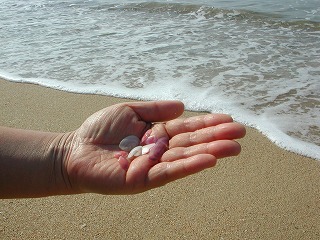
left=62, top=101, right=246, bottom=195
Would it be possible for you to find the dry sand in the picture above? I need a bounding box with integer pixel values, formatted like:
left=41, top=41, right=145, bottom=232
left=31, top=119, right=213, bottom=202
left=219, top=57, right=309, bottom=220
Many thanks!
left=0, top=79, right=319, bottom=239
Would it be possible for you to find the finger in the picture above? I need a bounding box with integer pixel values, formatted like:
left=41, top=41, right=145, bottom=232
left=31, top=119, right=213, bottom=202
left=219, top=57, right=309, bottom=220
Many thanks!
left=125, top=154, right=158, bottom=191
left=148, top=123, right=168, bottom=141
left=170, top=122, right=246, bottom=148
left=127, top=100, right=184, bottom=122
left=162, top=140, right=241, bottom=162
left=146, top=154, right=217, bottom=190
left=165, top=114, right=234, bottom=137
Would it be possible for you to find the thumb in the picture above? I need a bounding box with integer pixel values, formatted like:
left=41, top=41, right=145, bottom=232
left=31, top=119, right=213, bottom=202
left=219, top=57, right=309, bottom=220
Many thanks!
left=127, top=100, right=184, bottom=122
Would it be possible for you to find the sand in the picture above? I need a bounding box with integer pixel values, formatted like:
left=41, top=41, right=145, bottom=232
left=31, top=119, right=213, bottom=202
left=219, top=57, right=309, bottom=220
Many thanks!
left=0, top=79, right=319, bottom=239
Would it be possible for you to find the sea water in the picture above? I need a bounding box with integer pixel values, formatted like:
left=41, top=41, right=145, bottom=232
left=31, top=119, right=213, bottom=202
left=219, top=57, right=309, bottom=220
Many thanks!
left=0, top=0, right=319, bottom=160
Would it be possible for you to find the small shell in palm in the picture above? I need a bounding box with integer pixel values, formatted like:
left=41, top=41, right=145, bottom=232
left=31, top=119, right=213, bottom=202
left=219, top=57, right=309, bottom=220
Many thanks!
left=128, top=146, right=143, bottom=160
left=119, top=135, right=140, bottom=152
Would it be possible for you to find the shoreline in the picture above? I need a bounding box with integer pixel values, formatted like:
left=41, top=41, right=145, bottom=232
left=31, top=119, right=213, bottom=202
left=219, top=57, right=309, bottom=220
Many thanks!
left=1, top=79, right=320, bottom=239
left=1, top=75, right=319, bottom=161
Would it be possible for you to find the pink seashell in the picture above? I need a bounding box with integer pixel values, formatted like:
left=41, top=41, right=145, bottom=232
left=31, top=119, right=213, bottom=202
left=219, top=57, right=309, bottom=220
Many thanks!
left=144, top=136, right=157, bottom=145
left=140, top=129, right=152, bottom=145
left=141, top=129, right=157, bottom=145
left=119, top=135, right=140, bottom=152
left=149, top=137, right=169, bottom=161
left=140, top=129, right=157, bottom=145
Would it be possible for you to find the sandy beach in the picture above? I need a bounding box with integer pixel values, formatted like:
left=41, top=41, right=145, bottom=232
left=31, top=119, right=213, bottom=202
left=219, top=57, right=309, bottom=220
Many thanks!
left=0, top=78, right=319, bottom=239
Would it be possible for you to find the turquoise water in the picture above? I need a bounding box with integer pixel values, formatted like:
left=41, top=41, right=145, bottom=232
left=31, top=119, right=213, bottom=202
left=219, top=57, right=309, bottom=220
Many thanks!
left=0, top=0, right=319, bottom=159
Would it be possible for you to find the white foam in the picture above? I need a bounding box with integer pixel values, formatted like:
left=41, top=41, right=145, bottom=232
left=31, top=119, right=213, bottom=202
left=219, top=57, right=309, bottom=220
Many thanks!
left=2, top=70, right=319, bottom=161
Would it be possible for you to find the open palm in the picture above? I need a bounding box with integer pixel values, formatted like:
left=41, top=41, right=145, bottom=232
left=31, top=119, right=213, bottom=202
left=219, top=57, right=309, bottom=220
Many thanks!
left=64, top=101, right=245, bottom=195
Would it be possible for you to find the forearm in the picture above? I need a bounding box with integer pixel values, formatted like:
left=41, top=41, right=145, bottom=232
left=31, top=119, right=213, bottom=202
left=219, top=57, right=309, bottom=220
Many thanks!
left=0, top=127, right=71, bottom=198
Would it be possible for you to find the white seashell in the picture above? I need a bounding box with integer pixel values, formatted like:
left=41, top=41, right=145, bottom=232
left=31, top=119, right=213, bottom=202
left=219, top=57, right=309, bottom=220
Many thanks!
left=119, top=135, right=140, bottom=152
left=142, top=143, right=156, bottom=155
left=128, top=146, right=142, bottom=159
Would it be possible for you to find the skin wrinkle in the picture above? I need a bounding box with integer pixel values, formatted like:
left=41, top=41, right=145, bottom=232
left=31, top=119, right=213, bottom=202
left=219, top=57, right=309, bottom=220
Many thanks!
left=108, top=161, right=124, bottom=193
left=109, top=106, right=141, bottom=141
left=184, top=116, right=203, bottom=132
left=60, top=135, right=72, bottom=191
left=183, top=144, right=210, bottom=159
left=128, top=163, right=144, bottom=194
left=182, top=157, right=193, bottom=176
left=49, top=137, right=59, bottom=195
left=82, top=154, right=117, bottom=193
left=184, top=127, right=216, bottom=147
left=189, top=130, right=199, bottom=144
left=147, top=162, right=169, bottom=189
left=167, top=114, right=232, bottom=141
left=38, top=134, right=57, bottom=195
left=163, top=140, right=241, bottom=162
left=83, top=109, right=106, bottom=141
left=68, top=143, right=103, bottom=192
left=184, top=115, right=206, bottom=130
left=182, top=145, right=194, bottom=159
left=52, top=132, right=74, bottom=194
left=126, top=154, right=153, bottom=193
left=204, top=114, right=233, bottom=127
left=183, top=117, right=193, bottom=131
left=109, top=107, right=130, bottom=139
left=205, top=143, right=211, bottom=155
left=161, top=147, right=179, bottom=162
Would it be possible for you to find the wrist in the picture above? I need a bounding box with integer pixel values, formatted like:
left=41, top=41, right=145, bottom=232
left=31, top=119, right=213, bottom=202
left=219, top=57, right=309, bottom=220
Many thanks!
left=47, top=131, right=79, bottom=196
left=0, top=127, right=75, bottom=198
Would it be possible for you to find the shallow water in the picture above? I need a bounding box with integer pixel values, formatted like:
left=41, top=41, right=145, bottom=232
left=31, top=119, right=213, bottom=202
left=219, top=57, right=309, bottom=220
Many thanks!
left=0, top=0, right=319, bottom=159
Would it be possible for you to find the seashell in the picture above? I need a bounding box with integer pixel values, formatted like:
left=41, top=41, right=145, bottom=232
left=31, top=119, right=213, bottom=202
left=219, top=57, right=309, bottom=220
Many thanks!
left=119, top=135, right=140, bottom=152
left=149, top=137, right=169, bottom=161
left=128, top=146, right=143, bottom=159
left=142, top=143, right=156, bottom=155
left=145, top=136, right=157, bottom=145
left=140, top=129, right=152, bottom=145
left=141, top=129, right=157, bottom=145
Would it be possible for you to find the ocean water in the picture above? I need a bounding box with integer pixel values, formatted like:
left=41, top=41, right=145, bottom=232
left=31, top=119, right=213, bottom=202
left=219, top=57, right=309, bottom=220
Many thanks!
left=0, top=0, right=319, bottom=160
